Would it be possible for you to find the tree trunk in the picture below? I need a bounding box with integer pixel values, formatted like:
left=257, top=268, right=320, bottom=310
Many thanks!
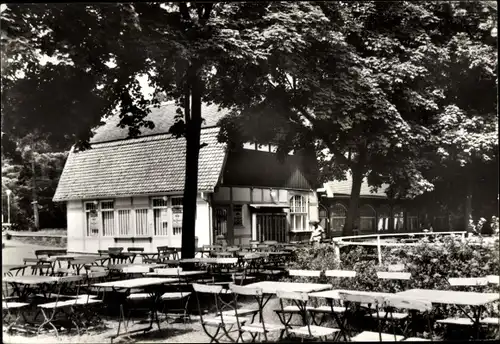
left=32, top=159, right=39, bottom=230
left=181, top=70, right=202, bottom=260
left=343, top=165, right=364, bottom=236
left=464, top=178, right=473, bottom=233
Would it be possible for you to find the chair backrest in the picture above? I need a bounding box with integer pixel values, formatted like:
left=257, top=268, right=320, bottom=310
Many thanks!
left=157, top=245, right=169, bottom=254
left=289, top=269, right=322, bottom=278
left=97, top=249, right=109, bottom=256
left=192, top=283, right=224, bottom=294
left=155, top=267, right=182, bottom=275
left=108, top=247, right=123, bottom=253
left=383, top=295, right=433, bottom=313
left=338, top=291, right=385, bottom=305
left=276, top=290, right=309, bottom=301
left=216, top=257, right=238, bottom=265
left=486, top=275, right=500, bottom=285
left=230, top=284, right=263, bottom=296
left=325, top=269, right=357, bottom=278
left=377, top=272, right=411, bottom=280
left=447, top=277, right=489, bottom=286
left=35, top=250, right=50, bottom=259
left=387, top=264, right=405, bottom=272
left=127, top=247, right=144, bottom=252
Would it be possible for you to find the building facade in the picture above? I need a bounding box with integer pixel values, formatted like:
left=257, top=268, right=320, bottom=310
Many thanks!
left=53, top=103, right=319, bottom=253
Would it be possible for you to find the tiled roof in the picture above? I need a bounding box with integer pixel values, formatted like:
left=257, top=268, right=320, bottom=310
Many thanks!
left=323, top=174, right=389, bottom=198
left=91, top=101, right=230, bottom=143
left=53, top=127, right=226, bottom=201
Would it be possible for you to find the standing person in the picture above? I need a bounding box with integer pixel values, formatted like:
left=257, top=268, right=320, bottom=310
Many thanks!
left=309, top=220, right=325, bottom=244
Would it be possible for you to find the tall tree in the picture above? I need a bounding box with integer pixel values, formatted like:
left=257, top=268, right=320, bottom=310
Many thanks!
left=217, top=1, right=497, bottom=235
left=1, top=3, right=331, bottom=256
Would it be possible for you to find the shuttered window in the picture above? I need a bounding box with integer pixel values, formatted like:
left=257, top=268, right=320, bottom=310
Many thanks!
left=118, top=209, right=132, bottom=236
left=153, top=197, right=169, bottom=236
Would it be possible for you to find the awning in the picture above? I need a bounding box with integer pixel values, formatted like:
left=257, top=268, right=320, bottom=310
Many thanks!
left=249, top=204, right=290, bottom=209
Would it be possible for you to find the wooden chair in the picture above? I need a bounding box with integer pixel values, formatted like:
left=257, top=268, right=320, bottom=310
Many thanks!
left=157, top=267, right=192, bottom=323
left=383, top=295, right=434, bottom=341
left=277, top=290, right=340, bottom=341
left=192, top=283, right=242, bottom=343
left=339, top=291, right=403, bottom=342
left=275, top=270, right=321, bottom=325
left=437, top=277, right=493, bottom=333
left=2, top=280, right=30, bottom=333
left=37, top=275, right=86, bottom=338
left=230, top=284, right=285, bottom=342
left=310, top=270, right=357, bottom=326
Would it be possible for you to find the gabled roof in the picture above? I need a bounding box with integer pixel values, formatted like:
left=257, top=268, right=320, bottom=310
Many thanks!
left=53, top=127, right=226, bottom=201
left=91, top=102, right=230, bottom=143
left=222, top=149, right=315, bottom=190
left=323, top=174, right=389, bottom=199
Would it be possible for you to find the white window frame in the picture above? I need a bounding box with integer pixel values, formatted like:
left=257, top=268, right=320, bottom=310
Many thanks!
left=359, top=204, right=376, bottom=232
left=84, top=202, right=99, bottom=237
left=171, top=196, right=183, bottom=236
left=152, top=197, right=169, bottom=236
left=134, top=208, right=150, bottom=236
left=331, top=203, right=347, bottom=233
left=117, top=209, right=133, bottom=237
left=100, top=200, right=115, bottom=237
left=290, top=195, right=308, bottom=232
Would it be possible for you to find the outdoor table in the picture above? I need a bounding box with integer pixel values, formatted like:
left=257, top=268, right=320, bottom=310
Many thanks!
left=146, top=270, right=207, bottom=283
left=3, top=275, right=59, bottom=299
left=396, top=288, right=500, bottom=338
left=309, top=289, right=396, bottom=340
left=2, top=264, right=30, bottom=277
left=92, top=277, right=179, bottom=341
left=243, top=281, right=332, bottom=307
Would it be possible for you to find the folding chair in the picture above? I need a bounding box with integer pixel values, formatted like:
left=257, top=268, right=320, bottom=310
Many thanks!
left=157, top=267, right=193, bottom=323
left=37, top=275, right=86, bottom=338
left=2, top=280, right=30, bottom=333
left=275, top=270, right=321, bottom=326
left=230, top=283, right=286, bottom=342
left=72, top=272, right=107, bottom=333
left=383, top=295, right=434, bottom=341
left=366, top=272, right=412, bottom=326
left=310, top=269, right=357, bottom=326
left=339, top=291, right=403, bottom=342
left=277, top=290, right=340, bottom=341
left=192, top=283, right=242, bottom=343
left=436, top=277, right=491, bottom=335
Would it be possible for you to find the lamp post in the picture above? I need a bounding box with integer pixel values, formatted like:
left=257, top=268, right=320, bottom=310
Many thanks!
left=5, top=189, right=11, bottom=224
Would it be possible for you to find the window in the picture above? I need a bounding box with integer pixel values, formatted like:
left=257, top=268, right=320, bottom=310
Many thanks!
left=153, top=198, right=169, bottom=236
left=359, top=204, right=375, bottom=232
left=85, top=202, right=99, bottom=236
left=407, top=210, right=419, bottom=231
left=331, top=203, right=347, bottom=232
left=233, top=205, right=243, bottom=226
left=101, top=201, right=115, bottom=236
left=377, top=205, right=391, bottom=231
left=171, top=197, right=183, bottom=235
left=393, top=206, right=404, bottom=231
left=117, top=209, right=132, bottom=236
left=290, top=195, right=307, bottom=231
left=135, top=209, right=149, bottom=236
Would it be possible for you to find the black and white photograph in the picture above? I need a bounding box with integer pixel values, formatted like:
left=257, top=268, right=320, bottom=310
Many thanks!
left=1, top=1, right=498, bottom=343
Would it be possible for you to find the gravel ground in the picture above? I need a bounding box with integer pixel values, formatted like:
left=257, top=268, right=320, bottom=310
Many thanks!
left=3, top=298, right=294, bottom=343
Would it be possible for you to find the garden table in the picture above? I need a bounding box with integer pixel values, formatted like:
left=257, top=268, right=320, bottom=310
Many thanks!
left=396, top=288, right=500, bottom=339
left=3, top=275, right=59, bottom=299
left=92, top=277, right=179, bottom=342
left=2, top=264, right=30, bottom=277
left=243, top=281, right=332, bottom=308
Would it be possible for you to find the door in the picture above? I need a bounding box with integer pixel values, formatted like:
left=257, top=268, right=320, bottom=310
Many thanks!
left=213, top=206, right=228, bottom=244
left=256, top=213, right=288, bottom=243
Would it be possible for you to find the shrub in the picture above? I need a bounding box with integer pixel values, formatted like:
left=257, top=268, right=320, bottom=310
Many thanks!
left=283, top=235, right=500, bottom=337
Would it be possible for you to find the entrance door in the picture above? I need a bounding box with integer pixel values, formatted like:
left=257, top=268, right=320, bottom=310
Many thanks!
left=213, top=206, right=228, bottom=243
left=256, top=213, right=288, bottom=243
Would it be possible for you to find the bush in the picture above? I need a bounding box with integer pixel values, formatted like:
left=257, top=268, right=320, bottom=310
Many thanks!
left=283, top=236, right=500, bottom=338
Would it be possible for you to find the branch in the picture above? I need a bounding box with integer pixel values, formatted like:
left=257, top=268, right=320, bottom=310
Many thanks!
left=295, top=106, right=351, bottom=167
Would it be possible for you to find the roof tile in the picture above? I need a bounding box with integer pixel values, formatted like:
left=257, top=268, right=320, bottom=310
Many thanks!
left=53, top=127, right=226, bottom=201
